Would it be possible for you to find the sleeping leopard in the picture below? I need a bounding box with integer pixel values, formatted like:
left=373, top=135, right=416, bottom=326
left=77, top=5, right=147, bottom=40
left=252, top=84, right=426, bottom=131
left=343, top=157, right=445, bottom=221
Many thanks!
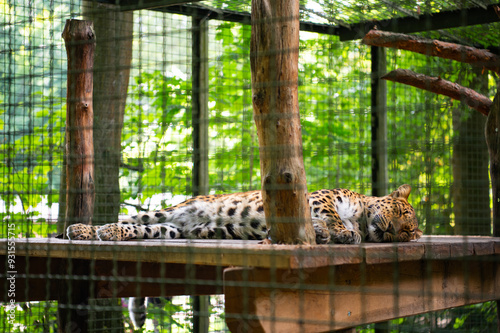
left=67, top=184, right=422, bottom=244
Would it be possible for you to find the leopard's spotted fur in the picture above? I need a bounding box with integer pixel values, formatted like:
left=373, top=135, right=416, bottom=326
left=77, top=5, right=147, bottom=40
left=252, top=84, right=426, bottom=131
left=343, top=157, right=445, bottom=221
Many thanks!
left=67, top=184, right=421, bottom=244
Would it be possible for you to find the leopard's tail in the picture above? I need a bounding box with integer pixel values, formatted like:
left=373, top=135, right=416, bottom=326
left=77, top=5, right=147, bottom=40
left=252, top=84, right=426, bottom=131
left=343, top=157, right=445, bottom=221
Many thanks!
left=128, top=297, right=147, bottom=329
left=128, top=297, right=172, bottom=328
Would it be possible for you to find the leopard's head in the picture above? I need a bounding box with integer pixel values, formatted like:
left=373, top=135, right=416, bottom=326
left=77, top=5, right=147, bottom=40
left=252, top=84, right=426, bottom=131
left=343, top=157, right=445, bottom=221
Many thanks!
left=389, top=184, right=422, bottom=242
left=367, top=184, right=422, bottom=242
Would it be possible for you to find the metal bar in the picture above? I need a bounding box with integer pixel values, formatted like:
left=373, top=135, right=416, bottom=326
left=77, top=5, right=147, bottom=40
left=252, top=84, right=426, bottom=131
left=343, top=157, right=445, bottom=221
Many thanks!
left=191, top=16, right=209, bottom=197
left=338, top=3, right=500, bottom=41
left=370, top=46, right=388, bottom=197
left=191, top=16, right=210, bottom=333
left=96, top=0, right=202, bottom=11
left=158, top=3, right=500, bottom=44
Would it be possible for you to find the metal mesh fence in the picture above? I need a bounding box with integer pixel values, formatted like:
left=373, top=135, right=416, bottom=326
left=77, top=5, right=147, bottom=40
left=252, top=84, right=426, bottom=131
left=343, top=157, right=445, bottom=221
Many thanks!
left=1, top=0, right=499, bottom=332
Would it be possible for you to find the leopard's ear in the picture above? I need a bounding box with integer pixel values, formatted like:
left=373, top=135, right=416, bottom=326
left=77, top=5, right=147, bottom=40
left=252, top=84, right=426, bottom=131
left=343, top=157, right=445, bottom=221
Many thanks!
left=390, top=184, right=412, bottom=201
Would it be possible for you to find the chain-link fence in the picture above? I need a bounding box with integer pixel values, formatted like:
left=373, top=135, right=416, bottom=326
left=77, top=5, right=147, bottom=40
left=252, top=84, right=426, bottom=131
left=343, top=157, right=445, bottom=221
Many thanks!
left=1, top=1, right=499, bottom=332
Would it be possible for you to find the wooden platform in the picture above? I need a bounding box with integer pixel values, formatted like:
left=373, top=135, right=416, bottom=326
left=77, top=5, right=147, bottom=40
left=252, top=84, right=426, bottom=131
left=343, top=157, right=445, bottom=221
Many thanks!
left=1, top=236, right=499, bottom=332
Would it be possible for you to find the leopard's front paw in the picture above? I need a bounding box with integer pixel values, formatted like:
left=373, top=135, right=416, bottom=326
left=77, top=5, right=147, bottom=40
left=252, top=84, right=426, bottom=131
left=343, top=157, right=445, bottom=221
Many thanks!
left=67, top=224, right=97, bottom=240
left=334, top=229, right=362, bottom=244
left=312, top=219, right=331, bottom=244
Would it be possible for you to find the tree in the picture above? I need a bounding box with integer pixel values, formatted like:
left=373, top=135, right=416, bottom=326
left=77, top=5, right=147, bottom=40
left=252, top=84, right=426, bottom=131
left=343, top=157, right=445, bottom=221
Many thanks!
left=83, top=1, right=133, bottom=226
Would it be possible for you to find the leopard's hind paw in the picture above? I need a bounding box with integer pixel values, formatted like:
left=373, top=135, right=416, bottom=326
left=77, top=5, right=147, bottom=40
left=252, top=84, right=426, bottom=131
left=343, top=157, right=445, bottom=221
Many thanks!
left=97, top=224, right=131, bottom=241
left=67, top=224, right=98, bottom=240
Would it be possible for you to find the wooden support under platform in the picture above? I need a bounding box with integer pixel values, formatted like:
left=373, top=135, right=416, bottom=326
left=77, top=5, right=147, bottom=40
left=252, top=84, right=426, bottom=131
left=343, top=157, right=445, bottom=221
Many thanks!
left=0, top=236, right=499, bottom=332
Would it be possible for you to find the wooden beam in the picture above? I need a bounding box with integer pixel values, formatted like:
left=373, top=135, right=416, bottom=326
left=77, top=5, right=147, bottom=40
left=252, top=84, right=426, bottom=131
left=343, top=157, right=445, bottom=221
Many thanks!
left=224, top=258, right=500, bottom=332
left=251, top=0, right=316, bottom=245
left=0, top=256, right=222, bottom=302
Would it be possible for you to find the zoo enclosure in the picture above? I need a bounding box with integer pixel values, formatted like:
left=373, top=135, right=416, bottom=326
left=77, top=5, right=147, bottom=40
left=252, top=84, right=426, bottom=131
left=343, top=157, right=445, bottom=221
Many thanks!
left=1, top=0, right=500, bottom=332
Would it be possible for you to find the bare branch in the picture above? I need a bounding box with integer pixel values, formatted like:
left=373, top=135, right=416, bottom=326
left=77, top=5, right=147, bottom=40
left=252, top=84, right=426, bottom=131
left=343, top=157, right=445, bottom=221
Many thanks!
left=382, top=69, right=492, bottom=116
left=363, top=29, right=500, bottom=74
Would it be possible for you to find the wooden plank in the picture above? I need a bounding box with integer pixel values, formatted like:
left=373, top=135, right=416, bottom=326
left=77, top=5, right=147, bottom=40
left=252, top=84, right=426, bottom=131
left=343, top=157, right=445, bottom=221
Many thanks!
left=1, top=236, right=499, bottom=269
left=224, top=258, right=500, bottom=332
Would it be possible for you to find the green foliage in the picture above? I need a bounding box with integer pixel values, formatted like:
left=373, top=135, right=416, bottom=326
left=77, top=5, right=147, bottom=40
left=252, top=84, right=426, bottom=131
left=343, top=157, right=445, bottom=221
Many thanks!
left=123, top=298, right=186, bottom=333
left=357, top=302, right=497, bottom=332
left=397, top=302, right=497, bottom=332
left=120, top=70, right=193, bottom=212
left=1, top=0, right=68, bottom=237
left=0, top=301, right=58, bottom=332
left=207, top=22, right=259, bottom=193
left=0, top=94, right=64, bottom=237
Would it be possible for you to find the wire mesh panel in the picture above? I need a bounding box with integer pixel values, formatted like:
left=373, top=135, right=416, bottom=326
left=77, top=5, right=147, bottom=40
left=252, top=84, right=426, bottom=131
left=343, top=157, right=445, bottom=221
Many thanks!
left=1, top=0, right=500, bottom=332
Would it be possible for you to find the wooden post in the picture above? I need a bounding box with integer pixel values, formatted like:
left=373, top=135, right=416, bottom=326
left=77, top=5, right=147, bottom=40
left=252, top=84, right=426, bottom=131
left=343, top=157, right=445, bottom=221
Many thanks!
left=251, top=0, right=316, bottom=244
left=62, top=19, right=95, bottom=232
left=60, top=19, right=95, bottom=333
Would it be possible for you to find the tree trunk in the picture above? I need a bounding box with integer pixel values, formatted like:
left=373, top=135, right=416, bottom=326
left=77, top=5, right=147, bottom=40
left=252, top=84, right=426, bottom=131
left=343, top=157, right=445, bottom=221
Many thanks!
left=452, top=68, right=490, bottom=236
left=251, top=0, right=316, bottom=244
left=84, top=1, right=133, bottom=226
left=62, top=19, right=95, bottom=233
left=486, top=86, right=500, bottom=333
left=486, top=88, right=500, bottom=236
